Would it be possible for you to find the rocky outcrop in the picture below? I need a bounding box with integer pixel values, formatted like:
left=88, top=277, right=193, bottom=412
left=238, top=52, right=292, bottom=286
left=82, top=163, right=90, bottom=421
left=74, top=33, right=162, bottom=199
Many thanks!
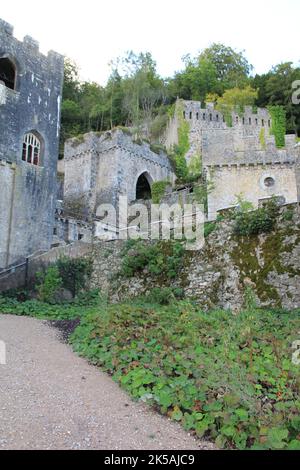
left=90, top=204, right=300, bottom=311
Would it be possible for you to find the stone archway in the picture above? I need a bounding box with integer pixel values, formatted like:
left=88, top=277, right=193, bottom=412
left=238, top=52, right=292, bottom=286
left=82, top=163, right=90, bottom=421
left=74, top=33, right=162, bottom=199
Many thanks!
left=136, top=172, right=153, bottom=200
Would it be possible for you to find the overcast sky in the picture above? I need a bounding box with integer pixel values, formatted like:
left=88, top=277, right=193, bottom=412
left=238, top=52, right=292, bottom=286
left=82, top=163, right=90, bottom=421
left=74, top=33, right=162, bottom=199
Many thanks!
left=1, top=0, right=299, bottom=85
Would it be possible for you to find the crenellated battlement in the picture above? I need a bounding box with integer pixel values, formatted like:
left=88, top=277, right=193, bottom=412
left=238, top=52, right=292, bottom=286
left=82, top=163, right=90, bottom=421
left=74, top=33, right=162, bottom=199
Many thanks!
left=0, top=18, right=64, bottom=268
left=0, top=18, right=64, bottom=70
left=182, top=99, right=272, bottom=130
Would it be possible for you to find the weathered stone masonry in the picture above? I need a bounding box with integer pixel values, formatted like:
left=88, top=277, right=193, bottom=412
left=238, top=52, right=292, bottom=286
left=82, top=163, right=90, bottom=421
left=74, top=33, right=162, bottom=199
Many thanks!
left=0, top=19, right=64, bottom=269
left=63, top=129, right=175, bottom=218
left=164, top=100, right=299, bottom=220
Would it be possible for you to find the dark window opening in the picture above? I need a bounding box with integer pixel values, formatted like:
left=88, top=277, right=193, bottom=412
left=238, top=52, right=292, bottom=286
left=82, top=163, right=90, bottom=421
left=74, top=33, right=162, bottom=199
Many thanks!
left=255, top=118, right=258, bottom=125
left=268, top=120, right=271, bottom=127
left=216, top=114, right=219, bottom=122
left=249, top=117, right=252, bottom=125
left=236, top=116, right=239, bottom=124
left=78, top=234, right=84, bottom=241
left=196, top=112, right=199, bottom=120
left=183, top=111, right=186, bottom=119
left=262, top=119, right=265, bottom=127
left=53, top=228, right=57, bottom=235
left=209, top=114, right=212, bottom=121
left=203, top=113, right=206, bottom=120
left=136, top=173, right=152, bottom=200
left=242, top=117, right=245, bottom=125
left=264, top=177, right=275, bottom=188
left=0, top=58, right=16, bottom=90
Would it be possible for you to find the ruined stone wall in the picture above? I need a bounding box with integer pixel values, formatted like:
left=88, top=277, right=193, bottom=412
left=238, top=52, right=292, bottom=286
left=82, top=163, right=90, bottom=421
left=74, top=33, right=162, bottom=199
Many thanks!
left=89, top=204, right=300, bottom=312
left=0, top=19, right=64, bottom=268
left=64, top=129, right=175, bottom=218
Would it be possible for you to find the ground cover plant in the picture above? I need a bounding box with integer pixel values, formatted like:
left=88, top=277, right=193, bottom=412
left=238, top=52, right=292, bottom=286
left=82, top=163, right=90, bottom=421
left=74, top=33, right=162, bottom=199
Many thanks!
left=1, top=290, right=299, bottom=450
left=69, top=299, right=300, bottom=450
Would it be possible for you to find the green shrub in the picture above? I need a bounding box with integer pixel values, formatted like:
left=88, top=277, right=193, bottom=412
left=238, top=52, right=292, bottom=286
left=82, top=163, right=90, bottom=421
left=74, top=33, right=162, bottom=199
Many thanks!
left=233, top=199, right=278, bottom=236
left=120, top=241, right=185, bottom=280
left=36, top=266, right=63, bottom=303
left=147, top=287, right=185, bottom=305
left=57, top=257, right=93, bottom=297
left=204, top=222, right=217, bottom=238
left=282, top=208, right=294, bottom=221
left=151, top=181, right=170, bottom=204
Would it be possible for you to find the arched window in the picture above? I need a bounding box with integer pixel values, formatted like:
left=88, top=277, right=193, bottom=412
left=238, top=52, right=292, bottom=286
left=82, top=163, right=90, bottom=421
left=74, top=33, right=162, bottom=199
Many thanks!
left=136, top=172, right=152, bottom=200
left=22, top=132, right=41, bottom=166
left=0, top=58, right=16, bottom=90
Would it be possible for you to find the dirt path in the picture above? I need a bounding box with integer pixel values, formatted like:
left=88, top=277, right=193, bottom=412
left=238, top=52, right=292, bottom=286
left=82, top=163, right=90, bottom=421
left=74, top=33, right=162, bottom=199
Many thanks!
left=0, top=315, right=213, bottom=450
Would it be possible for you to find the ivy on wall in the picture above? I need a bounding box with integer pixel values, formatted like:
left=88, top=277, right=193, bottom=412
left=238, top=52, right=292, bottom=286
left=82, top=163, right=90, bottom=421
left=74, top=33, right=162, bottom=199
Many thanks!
left=152, top=180, right=171, bottom=204
left=268, top=106, right=286, bottom=148
left=259, top=128, right=266, bottom=150
left=168, top=100, right=190, bottom=180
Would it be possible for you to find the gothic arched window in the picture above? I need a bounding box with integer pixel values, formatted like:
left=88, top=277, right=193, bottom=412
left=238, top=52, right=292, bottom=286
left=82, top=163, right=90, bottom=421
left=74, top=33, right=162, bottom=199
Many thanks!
left=22, top=132, right=41, bottom=166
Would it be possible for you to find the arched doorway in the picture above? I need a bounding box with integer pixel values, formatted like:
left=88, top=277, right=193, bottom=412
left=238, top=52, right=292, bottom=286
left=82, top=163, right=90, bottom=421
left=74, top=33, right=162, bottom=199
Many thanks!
left=0, top=58, right=16, bottom=90
left=136, top=172, right=152, bottom=200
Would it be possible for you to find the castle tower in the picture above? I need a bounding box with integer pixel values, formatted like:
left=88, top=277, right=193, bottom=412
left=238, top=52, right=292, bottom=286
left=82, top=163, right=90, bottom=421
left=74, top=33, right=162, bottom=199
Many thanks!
left=0, top=19, right=64, bottom=268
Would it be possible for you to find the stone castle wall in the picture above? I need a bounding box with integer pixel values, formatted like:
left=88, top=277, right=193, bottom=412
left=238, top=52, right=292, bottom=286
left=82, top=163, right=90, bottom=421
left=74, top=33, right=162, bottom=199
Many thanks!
left=206, top=163, right=297, bottom=220
left=64, top=130, right=175, bottom=218
left=163, top=99, right=299, bottom=220
left=0, top=19, right=64, bottom=268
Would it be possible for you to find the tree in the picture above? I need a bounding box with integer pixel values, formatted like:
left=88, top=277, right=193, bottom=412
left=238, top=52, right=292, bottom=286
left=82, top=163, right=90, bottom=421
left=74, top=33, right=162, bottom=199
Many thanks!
left=253, top=63, right=300, bottom=135
left=200, top=43, right=252, bottom=90
left=214, top=86, right=258, bottom=127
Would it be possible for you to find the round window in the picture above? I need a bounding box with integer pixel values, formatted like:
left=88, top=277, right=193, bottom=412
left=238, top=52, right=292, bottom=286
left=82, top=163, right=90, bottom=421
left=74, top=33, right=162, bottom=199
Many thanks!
left=264, top=177, right=275, bottom=188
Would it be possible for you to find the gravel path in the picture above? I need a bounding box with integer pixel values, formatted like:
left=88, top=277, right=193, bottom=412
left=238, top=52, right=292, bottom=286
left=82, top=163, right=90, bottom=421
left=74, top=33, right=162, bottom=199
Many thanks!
left=0, top=315, right=214, bottom=450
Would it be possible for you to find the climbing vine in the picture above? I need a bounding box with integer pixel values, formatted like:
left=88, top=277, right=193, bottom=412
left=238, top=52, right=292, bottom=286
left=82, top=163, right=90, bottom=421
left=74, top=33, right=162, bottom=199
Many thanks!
left=168, top=101, right=189, bottom=180
left=268, top=106, right=286, bottom=148
left=152, top=180, right=171, bottom=204
left=259, top=128, right=266, bottom=150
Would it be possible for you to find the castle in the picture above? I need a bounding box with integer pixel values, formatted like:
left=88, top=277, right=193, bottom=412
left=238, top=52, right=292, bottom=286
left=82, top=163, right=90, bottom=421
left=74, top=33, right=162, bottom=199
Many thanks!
left=164, top=100, right=299, bottom=220
left=0, top=19, right=64, bottom=269
left=0, top=18, right=299, bottom=269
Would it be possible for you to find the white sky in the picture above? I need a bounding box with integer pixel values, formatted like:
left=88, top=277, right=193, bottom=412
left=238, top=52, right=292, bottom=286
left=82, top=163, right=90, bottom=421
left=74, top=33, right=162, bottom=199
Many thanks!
left=1, top=0, right=299, bottom=85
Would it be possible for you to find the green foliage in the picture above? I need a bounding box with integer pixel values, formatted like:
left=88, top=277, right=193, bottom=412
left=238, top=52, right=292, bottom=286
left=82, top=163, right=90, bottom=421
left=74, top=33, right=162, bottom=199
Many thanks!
left=57, top=257, right=93, bottom=297
left=282, top=208, right=294, bottom=221
left=259, top=128, right=266, bottom=150
left=151, top=181, right=170, bottom=204
left=0, top=289, right=101, bottom=319
left=204, top=222, right=217, bottom=238
left=188, top=154, right=202, bottom=180
left=268, top=105, right=286, bottom=148
left=70, top=301, right=300, bottom=450
left=253, top=63, right=300, bottom=136
left=233, top=199, right=278, bottom=236
left=120, top=240, right=185, bottom=280
left=146, top=287, right=185, bottom=305
left=150, top=113, right=169, bottom=140
left=36, top=266, right=63, bottom=303
left=215, top=86, right=258, bottom=126
left=168, top=102, right=190, bottom=180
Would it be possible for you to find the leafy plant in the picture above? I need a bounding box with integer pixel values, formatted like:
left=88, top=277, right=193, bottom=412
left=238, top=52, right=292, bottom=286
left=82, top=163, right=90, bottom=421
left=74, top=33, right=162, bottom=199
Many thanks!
left=233, top=197, right=278, bottom=236
left=57, top=257, right=93, bottom=297
left=151, top=181, right=171, bottom=204
left=120, top=240, right=185, bottom=280
left=36, top=266, right=63, bottom=303
left=69, top=301, right=300, bottom=450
